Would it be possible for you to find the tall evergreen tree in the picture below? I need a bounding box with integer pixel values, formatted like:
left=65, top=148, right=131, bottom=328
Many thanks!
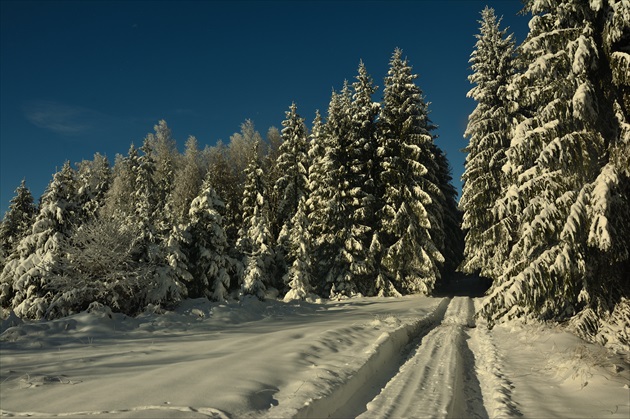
left=320, top=82, right=360, bottom=298
left=374, top=48, right=444, bottom=295
left=283, top=196, right=316, bottom=301
left=274, top=103, right=309, bottom=277
left=0, top=162, right=79, bottom=318
left=186, top=178, right=231, bottom=301
left=239, top=141, right=274, bottom=299
left=479, top=0, right=628, bottom=330
left=460, top=7, right=517, bottom=280
left=0, top=180, right=36, bottom=268
left=347, top=62, right=381, bottom=295
left=305, top=110, right=330, bottom=291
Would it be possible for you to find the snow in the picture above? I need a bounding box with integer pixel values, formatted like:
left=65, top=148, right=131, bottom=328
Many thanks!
left=1, top=291, right=628, bottom=418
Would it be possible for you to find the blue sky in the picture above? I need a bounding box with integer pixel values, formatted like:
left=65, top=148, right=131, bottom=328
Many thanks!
left=0, top=0, right=529, bottom=216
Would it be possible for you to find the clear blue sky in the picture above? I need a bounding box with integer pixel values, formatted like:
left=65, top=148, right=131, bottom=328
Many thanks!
left=0, top=0, right=529, bottom=216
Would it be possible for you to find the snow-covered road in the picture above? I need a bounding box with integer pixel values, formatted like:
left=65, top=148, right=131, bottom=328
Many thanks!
left=358, top=297, right=483, bottom=419
left=1, top=294, right=628, bottom=418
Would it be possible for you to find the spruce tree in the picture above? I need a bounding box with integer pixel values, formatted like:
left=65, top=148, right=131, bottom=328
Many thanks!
left=321, top=82, right=360, bottom=299
left=283, top=196, right=316, bottom=301
left=274, top=103, right=309, bottom=278
left=479, top=0, right=627, bottom=329
left=0, top=162, right=79, bottom=318
left=186, top=178, right=231, bottom=301
left=0, top=180, right=36, bottom=268
left=374, top=48, right=444, bottom=295
left=460, top=7, right=516, bottom=280
left=240, top=141, right=274, bottom=299
left=347, top=62, right=381, bottom=295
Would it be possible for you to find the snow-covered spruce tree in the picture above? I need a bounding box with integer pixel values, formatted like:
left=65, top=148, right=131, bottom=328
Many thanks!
left=0, top=180, right=36, bottom=269
left=0, top=162, right=79, bottom=318
left=239, top=141, right=275, bottom=300
left=603, top=0, right=630, bottom=118
left=347, top=61, right=381, bottom=296
left=305, top=109, right=330, bottom=292
left=283, top=196, right=316, bottom=302
left=478, top=0, right=627, bottom=329
left=569, top=0, right=630, bottom=347
left=133, top=137, right=185, bottom=307
left=374, top=48, right=444, bottom=296
left=185, top=177, right=231, bottom=301
left=319, top=82, right=361, bottom=299
left=274, top=103, right=309, bottom=280
left=262, top=126, right=283, bottom=241
left=459, top=7, right=517, bottom=280
left=101, top=145, right=139, bottom=222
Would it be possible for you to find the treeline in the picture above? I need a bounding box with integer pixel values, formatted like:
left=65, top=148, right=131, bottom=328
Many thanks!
left=460, top=1, right=629, bottom=348
left=0, top=49, right=463, bottom=319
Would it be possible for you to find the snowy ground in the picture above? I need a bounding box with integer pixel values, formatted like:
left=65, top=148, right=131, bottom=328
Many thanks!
left=1, top=287, right=628, bottom=418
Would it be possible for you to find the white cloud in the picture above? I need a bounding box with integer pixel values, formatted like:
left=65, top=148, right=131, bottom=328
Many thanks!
left=22, top=100, right=103, bottom=135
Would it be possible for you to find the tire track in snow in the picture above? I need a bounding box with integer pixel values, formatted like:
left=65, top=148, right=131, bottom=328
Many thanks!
left=467, top=321, right=522, bottom=418
left=357, top=297, right=487, bottom=419
left=0, top=405, right=229, bottom=418
left=291, top=298, right=451, bottom=419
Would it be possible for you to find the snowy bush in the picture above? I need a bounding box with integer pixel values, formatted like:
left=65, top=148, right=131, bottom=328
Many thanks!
left=45, top=217, right=175, bottom=318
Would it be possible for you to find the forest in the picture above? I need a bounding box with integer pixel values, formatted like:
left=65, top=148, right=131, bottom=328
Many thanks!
left=1, top=0, right=628, bottom=350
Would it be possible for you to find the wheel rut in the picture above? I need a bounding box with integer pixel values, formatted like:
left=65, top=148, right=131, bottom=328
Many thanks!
left=292, top=297, right=451, bottom=419
left=355, top=296, right=486, bottom=419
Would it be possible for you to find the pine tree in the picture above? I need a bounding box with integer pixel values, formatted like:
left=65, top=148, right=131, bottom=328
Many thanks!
left=479, top=0, right=627, bottom=328
left=240, top=141, right=274, bottom=299
left=0, top=162, right=79, bottom=318
left=460, top=7, right=516, bottom=280
left=0, top=180, right=36, bottom=268
left=374, top=48, right=444, bottom=295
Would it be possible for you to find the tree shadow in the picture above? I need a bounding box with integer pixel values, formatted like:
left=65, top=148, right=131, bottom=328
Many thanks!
left=433, top=272, right=491, bottom=298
